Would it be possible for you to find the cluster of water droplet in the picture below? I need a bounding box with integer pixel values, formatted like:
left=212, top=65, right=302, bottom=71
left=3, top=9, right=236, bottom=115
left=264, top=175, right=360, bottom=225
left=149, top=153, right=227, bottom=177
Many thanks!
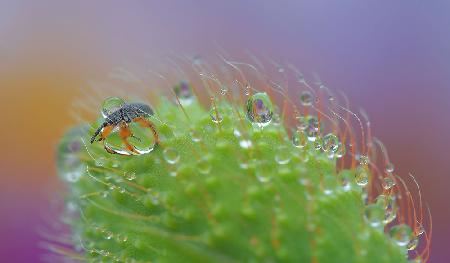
left=55, top=72, right=426, bottom=263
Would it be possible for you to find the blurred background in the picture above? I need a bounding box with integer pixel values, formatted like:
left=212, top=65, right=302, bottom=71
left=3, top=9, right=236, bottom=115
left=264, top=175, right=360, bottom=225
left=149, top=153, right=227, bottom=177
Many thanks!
left=1, top=1, right=449, bottom=262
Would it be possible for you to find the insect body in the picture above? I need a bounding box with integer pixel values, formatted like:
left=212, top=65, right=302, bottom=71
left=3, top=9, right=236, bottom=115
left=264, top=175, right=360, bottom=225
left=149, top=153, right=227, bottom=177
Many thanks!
left=90, top=102, right=159, bottom=155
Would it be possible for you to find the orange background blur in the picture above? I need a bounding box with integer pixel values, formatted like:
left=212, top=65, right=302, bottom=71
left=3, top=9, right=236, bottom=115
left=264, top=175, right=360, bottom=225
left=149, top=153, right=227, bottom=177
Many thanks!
left=1, top=1, right=450, bottom=262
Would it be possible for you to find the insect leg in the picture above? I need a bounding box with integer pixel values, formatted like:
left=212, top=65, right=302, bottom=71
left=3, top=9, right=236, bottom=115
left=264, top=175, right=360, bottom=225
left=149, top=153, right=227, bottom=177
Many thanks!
left=132, top=117, right=160, bottom=145
left=119, top=121, right=140, bottom=155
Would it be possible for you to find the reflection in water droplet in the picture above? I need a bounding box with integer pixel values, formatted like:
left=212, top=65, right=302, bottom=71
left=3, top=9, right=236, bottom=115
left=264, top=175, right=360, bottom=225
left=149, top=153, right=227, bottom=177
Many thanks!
left=355, top=166, right=369, bottom=186
left=322, top=133, right=339, bottom=153
left=104, top=119, right=156, bottom=155
left=390, top=224, right=413, bottom=246
left=297, top=116, right=319, bottom=141
left=300, top=91, right=313, bottom=106
left=246, top=92, right=274, bottom=128
left=101, top=97, right=125, bottom=118
left=174, top=81, right=195, bottom=106
left=275, top=146, right=291, bottom=165
left=163, top=147, right=180, bottom=164
left=364, top=204, right=384, bottom=227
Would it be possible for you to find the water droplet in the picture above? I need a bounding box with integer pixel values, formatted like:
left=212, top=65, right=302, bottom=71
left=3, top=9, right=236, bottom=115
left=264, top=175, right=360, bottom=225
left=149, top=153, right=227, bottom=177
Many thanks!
left=355, top=166, right=370, bottom=186
left=364, top=204, right=384, bottom=227
left=210, top=106, right=223, bottom=124
left=125, top=171, right=136, bottom=181
left=416, top=223, right=425, bottom=236
left=292, top=131, right=307, bottom=148
left=382, top=177, right=396, bottom=190
left=190, top=130, right=202, bottom=142
left=300, top=91, right=313, bottom=106
left=198, top=158, right=212, bottom=175
left=102, top=191, right=109, bottom=198
left=255, top=161, right=271, bottom=183
left=313, top=138, right=322, bottom=151
left=385, top=163, right=395, bottom=173
left=377, top=195, right=398, bottom=224
left=390, top=224, right=413, bottom=246
left=244, top=85, right=250, bottom=96
left=359, top=155, right=369, bottom=165
left=297, top=116, right=319, bottom=141
left=322, top=133, right=339, bottom=153
left=95, top=157, right=107, bottom=167
left=275, top=146, right=291, bottom=165
left=246, top=92, right=274, bottom=128
left=163, top=147, right=180, bottom=164
left=174, top=81, right=195, bottom=106
left=101, top=97, right=125, bottom=118
left=407, top=236, right=419, bottom=251
left=335, top=143, right=346, bottom=158
left=220, top=86, right=228, bottom=95
left=105, top=231, right=113, bottom=240
left=239, top=140, right=252, bottom=149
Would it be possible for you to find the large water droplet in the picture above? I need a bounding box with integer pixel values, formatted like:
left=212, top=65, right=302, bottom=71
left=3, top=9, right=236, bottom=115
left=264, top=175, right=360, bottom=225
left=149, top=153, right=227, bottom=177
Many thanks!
left=246, top=92, right=274, bottom=128
left=101, top=97, right=125, bottom=118
left=174, top=81, right=195, bottom=106
left=299, top=91, right=313, bottom=106
left=163, top=147, right=180, bottom=164
left=104, top=117, right=157, bottom=155
left=390, top=224, right=413, bottom=246
left=364, top=204, right=384, bottom=227
left=355, top=166, right=370, bottom=186
left=322, top=133, right=339, bottom=153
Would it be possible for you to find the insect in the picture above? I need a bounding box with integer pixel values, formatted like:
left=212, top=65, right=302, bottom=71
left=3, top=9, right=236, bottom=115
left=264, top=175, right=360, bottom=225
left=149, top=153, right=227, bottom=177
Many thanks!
left=90, top=102, right=159, bottom=155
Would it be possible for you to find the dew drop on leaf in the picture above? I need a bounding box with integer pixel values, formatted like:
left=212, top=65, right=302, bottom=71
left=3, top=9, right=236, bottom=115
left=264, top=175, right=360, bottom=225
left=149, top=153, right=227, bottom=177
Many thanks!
left=246, top=92, right=274, bottom=128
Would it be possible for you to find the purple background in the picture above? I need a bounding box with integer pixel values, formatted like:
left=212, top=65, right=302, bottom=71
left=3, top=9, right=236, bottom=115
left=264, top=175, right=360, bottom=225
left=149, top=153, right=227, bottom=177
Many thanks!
left=1, top=1, right=449, bottom=262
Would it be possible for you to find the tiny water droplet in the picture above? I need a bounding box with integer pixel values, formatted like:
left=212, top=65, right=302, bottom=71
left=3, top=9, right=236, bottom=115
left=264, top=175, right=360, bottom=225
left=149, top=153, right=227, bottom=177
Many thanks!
left=102, top=191, right=109, bottom=198
left=239, top=140, right=252, bottom=149
left=210, top=106, right=223, bottom=124
left=292, top=131, right=307, bottom=148
left=246, top=92, right=274, bottom=128
left=406, top=236, right=419, bottom=251
left=105, top=231, right=113, bottom=240
left=163, top=147, right=180, bottom=164
left=198, top=158, right=212, bottom=175
left=101, top=97, right=125, bottom=118
left=190, top=130, right=202, bottom=142
left=275, top=146, right=291, bottom=165
left=382, top=177, right=396, bottom=190
left=297, top=116, right=319, bottom=141
left=322, top=133, right=339, bottom=153
left=95, top=157, right=107, bottom=167
left=335, top=143, right=346, bottom=158
left=313, top=138, right=322, bottom=151
left=359, top=155, right=369, bottom=165
left=355, top=166, right=370, bottom=186
left=390, top=224, right=413, bottom=246
left=174, top=81, right=195, bottom=106
left=220, top=86, right=228, bottom=95
left=124, top=171, right=136, bottom=181
left=416, top=223, right=425, bottom=236
left=364, top=204, right=384, bottom=227
left=385, top=163, right=395, bottom=173
left=299, top=91, right=313, bottom=106
left=244, top=85, right=250, bottom=96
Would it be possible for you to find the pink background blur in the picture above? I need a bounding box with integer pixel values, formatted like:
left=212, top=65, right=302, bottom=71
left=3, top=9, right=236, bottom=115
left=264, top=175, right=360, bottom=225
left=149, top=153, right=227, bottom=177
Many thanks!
left=1, top=1, right=449, bottom=262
